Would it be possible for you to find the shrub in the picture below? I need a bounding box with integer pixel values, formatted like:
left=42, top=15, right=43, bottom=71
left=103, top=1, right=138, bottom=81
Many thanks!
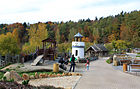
left=8, top=79, right=14, bottom=82
left=136, top=55, right=140, bottom=57
left=105, top=43, right=113, bottom=51
left=2, top=76, right=7, bottom=81
left=22, top=80, right=30, bottom=85
left=106, top=59, right=112, bottom=64
left=5, top=68, right=10, bottom=71
left=136, top=53, right=140, bottom=57
left=0, top=72, right=4, bottom=80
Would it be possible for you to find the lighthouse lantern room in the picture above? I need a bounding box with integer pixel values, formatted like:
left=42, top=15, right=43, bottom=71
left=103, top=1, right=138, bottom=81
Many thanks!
left=72, top=32, right=85, bottom=59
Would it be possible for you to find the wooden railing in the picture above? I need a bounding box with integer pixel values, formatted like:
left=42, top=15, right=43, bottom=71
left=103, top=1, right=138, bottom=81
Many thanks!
left=0, top=55, right=20, bottom=67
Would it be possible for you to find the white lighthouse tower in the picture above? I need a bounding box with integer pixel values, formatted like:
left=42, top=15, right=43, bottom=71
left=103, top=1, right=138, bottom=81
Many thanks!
left=72, top=32, right=85, bottom=59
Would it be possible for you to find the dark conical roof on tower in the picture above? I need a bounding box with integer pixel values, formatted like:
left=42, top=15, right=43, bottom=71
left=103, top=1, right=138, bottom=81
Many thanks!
left=74, top=32, right=83, bottom=38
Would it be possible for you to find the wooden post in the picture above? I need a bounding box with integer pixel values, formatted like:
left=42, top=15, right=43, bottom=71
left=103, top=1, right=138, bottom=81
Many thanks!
left=11, top=56, right=14, bottom=63
left=5, top=54, right=9, bottom=64
left=32, top=53, right=34, bottom=60
left=53, top=63, right=59, bottom=72
left=123, top=63, right=127, bottom=72
left=16, top=55, right=20, bottom=63
left=43, top=42, right=45, bottom=49
left=22, top=57, right=24, bottom=64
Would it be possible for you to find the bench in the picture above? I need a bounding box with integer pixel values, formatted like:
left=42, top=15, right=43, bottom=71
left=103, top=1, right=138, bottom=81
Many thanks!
left=133, top=60, right=140, bottom=64
left=130, top=64, right=140, bottom=69
left=119, top=60, right=131, bottom=65
left=129, top=64, right=140, bottom=75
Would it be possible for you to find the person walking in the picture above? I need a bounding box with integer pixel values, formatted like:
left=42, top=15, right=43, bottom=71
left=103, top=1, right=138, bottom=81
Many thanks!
left=69, top=55, right=77, bottom=72
left=85, top=57, right=90, bottom=70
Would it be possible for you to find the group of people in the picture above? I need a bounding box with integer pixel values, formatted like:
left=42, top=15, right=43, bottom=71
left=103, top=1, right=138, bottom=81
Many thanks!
left=59, top=54, right=90, bottom=72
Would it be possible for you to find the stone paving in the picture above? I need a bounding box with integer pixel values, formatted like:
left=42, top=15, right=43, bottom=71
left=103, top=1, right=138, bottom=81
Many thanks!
left=75, top=57, right=140, bottom=89
left=22, top=59, right=85, bottom=72
left=27, top=76, right=81, bottom=89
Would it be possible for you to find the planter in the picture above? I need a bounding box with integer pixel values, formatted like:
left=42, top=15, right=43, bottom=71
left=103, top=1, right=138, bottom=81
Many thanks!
left=123, top=63, right=127, bottom=72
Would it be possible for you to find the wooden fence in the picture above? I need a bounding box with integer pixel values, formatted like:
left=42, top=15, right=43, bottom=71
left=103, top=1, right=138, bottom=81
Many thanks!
left=0, top=54, right=20, bottom=67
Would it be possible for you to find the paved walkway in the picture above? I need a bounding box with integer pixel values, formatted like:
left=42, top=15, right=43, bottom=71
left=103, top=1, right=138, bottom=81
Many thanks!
left=75, top=57, right=140, bottom=89
left=1, top=59, right=85, bottom=73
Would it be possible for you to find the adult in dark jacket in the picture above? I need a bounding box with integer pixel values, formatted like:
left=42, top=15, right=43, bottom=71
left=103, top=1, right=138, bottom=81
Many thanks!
left=69, top=55, right=77, bottom=72
left=58, top=57, right=67, bottom=70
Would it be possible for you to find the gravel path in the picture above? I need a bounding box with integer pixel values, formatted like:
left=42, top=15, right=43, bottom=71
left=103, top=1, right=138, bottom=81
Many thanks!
left=1, top=59, right=85, bottom=73
left=75, top=57, right=140, bottom=89
left=30, top=76, right=81, bottom=88
left=18, top=76, right=81, bottom=89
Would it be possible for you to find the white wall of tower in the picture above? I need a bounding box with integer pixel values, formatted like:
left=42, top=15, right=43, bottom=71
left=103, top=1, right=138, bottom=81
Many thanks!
left=72, top=42, right=85, bottom=59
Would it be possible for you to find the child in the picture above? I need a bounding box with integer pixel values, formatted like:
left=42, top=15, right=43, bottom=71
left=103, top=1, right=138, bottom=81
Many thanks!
left=85, top=58, right=90, bottom=70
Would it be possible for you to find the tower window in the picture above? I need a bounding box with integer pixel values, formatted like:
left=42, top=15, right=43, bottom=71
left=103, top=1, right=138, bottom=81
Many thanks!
left=75, top=50, right=78, bottom=56
left=76, top=38, right=78, bottom=41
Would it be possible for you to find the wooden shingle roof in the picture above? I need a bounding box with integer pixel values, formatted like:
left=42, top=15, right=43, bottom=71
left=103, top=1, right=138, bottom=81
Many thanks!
left=95, top=44, right=108, bottom=51
left=86, top=44, right=108, bottom=52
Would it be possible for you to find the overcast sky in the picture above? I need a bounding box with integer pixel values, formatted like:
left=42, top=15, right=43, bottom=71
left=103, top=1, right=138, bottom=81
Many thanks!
left=0, top=0, right=140, bottom=24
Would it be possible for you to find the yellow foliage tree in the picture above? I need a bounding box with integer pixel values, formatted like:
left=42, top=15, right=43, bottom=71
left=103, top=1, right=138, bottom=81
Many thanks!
left=12, top=29, right=20, bottom=47
left=0, top=32, right=21, bottom=56
left=108, top=34, right=116, bottom=42
left=112, top=40, right=131, bottom=51
left=57, top=43, right=72, bottom=53
left=22, top=23, right=48, bottom=54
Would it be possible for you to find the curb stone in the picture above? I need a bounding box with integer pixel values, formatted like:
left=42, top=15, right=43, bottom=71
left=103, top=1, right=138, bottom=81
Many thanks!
left=72, top=74, right=82, bottom=89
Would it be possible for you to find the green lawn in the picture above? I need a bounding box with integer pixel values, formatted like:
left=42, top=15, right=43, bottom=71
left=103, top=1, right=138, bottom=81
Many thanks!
left=136, top=53, right=140, bottom=57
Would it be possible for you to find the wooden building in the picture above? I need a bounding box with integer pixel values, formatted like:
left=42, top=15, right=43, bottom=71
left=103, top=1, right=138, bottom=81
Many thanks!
left=35, top=38, right=57, bottom=61
left=85, top=44, right=108, bottom=57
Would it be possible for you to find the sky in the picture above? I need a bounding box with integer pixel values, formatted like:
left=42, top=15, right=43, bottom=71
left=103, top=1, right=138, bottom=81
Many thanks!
left=0, top=0, right=140, bottom=24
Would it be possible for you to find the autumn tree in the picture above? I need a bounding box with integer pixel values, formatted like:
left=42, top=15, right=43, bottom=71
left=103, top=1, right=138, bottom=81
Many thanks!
left=92, top=28, right=99, bottom=43
left=22, top=23, right=48, bottom=54
left=68, top=28, right=77, bottom=42
left=85, top=42, right=93, bottom=50
left=57, top=43, right=72, bottom=53
left=0, top=32, right=21, bottom=56
left=104, top=43, right=113, bottom=51
left=0, top=10, right=140, bottom=50
left=55, top=28, right=61, bottom=44
left=108, top=34, right=116, bottom=42
left=112, top=40, right=131, bottom=51
left=12, top=29, right=20, bottom=47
